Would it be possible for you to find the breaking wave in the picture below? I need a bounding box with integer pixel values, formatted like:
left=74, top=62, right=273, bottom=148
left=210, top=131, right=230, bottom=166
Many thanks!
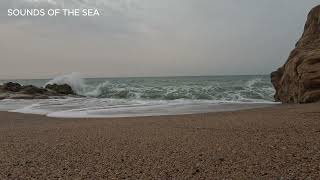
left=45, top=72, right=88, bottom=94
left=0, top=74, right=278, bottom=118
left=44, top=73, right=275, bottom=103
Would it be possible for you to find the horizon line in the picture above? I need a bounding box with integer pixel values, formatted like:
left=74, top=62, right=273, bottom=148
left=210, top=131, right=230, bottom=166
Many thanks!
left=0, top=74, right=270, bottom=80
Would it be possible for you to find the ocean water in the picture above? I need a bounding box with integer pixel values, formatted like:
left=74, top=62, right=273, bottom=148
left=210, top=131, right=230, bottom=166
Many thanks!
left=0, top=74, right=278, bottom=118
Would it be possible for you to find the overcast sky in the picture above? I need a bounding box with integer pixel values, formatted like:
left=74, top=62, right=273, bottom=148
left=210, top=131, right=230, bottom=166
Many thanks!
left=0, top=0, right=319, bottom=79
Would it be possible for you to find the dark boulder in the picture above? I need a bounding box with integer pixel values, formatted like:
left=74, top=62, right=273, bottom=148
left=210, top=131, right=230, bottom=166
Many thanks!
left=0, top=82, right=78, bottom=100
left=2, top=82, right=22, bottom=92
left=21, top=85, right=48, bottom=95
left=45, top=84, right=75, bottom=95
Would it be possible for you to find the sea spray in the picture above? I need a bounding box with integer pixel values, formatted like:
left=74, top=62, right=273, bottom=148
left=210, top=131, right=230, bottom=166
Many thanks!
left=0, top=75, right=278, bottom=118
left=45, top=73, right=88, bottom=95
left=43, top=74, right=276, bottom=102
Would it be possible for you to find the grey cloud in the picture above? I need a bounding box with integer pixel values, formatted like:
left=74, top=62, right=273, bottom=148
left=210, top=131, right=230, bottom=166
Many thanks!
left=0, top=0, right=319, bottom=78
left=1, top=0, right=146, bottom=36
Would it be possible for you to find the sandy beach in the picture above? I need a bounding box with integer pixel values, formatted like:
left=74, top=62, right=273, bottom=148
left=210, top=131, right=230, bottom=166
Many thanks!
left=0, top=103, right=320, bottom=179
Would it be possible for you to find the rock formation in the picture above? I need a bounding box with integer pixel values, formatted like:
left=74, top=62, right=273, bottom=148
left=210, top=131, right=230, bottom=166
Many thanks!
left=271, top=5, right=320, bottom=103
left=45, top=84, right=75, bottom=95
left=0, top=82, right=76, bottom=100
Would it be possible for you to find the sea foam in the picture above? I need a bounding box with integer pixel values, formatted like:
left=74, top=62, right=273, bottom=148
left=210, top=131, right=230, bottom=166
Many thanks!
left=0, top=74, right=279, bottom=118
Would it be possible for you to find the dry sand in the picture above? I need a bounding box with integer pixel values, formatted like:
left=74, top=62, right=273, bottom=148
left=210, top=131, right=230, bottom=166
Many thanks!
left=0, top=103, right=320, bottom=179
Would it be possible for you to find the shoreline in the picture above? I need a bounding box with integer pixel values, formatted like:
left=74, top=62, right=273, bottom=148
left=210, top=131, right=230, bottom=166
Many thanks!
left=1, top=99, right=279, bottom=118
left=1, top=102, right=276, bottom=119
left=1, top=103, right=319, bottom=178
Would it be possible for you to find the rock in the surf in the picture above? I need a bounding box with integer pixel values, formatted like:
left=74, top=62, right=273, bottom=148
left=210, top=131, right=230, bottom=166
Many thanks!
left=21, top=85, right=48, bottom=95
left=0, top=82, right=76, bottom=99
left=271, top=5, right=320, bottom=103
left=45, top=84, right=75, bottom=95
left=2, top=82, right=22, bottom=92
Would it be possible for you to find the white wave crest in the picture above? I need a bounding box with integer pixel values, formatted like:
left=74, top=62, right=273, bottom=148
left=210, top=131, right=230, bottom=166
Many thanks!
left=44, top=74, right=276, bottom=103
left=84, top=81, right=111, bottom=97
left=45, top=72, right=88, bottom=94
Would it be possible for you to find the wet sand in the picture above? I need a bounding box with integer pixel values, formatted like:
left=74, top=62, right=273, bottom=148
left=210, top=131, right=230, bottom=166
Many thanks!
left=0, top=103, right=320, bottom=179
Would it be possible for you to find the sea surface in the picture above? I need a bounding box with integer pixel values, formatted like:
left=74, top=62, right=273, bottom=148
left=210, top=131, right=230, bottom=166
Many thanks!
left=0, top=74, right=278, bottom=118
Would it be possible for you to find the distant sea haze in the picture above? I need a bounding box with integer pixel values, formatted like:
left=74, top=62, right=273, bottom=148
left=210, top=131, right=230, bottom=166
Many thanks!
left=0, top=74, right=278, bottom=118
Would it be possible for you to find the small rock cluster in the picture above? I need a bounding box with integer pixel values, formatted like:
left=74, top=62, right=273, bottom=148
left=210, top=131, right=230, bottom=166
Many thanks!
left=0, top=82, right=76, bottom=100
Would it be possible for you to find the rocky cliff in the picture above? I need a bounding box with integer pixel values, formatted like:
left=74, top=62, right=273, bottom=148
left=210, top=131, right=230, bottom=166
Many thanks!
left=271, top=5, right=320, bottom=103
